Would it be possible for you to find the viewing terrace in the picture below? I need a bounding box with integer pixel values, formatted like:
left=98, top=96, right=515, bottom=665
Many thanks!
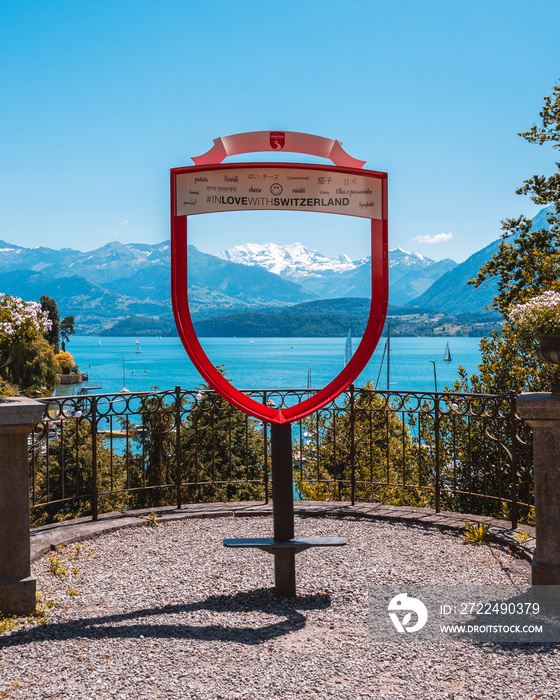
left=1, top=386, right=552, bottom=699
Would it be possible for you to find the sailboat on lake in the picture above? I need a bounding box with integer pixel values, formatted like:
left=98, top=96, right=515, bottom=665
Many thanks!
left=344, top=328, right=353, bottom=366
left=443, top=342, right=452, bottom=362
left=375, top=322, right=391, bottom=390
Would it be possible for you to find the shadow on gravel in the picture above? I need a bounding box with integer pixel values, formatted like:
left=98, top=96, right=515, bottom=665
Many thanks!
left=0, top=589, right=331, bottom=647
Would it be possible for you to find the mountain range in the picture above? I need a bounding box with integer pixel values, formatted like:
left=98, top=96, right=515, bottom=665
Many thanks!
left=0, top=239, right=458, bottom=333
left=218, top=242, right=457, bottom=305
left=414, top=206, right=553, bottom=314
left=0, top=206, right=551, bottom=334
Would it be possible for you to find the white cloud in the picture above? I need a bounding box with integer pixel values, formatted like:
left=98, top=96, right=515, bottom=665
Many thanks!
left=412, top=232, right=453, bottom=244
left=120, top=220, right=129, bottom=226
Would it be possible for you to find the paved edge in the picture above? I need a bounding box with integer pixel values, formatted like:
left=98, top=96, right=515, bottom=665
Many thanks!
left=30, top=501, right=535, bottom=569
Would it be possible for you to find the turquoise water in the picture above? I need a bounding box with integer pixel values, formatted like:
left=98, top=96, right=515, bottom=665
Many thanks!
left=57, top=335, right=484, bottom=396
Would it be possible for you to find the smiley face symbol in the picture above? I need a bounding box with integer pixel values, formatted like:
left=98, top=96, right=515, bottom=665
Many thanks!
left=270, top=183, right=283, bottom=195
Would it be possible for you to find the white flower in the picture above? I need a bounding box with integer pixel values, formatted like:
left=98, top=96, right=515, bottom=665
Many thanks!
left=0, top=292, right=54, bottom=343
left=508, top=291, right=560, bottom=336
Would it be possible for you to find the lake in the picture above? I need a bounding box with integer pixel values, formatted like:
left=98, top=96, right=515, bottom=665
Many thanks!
left=56, top=335, right=484, bottom=396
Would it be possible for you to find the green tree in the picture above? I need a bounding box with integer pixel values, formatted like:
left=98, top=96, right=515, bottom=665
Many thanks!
left=180, top=386, right=266, bottom=503
left=454, top=327, right=560, bottom=396
left=5, top=336, right=58, bottom=395
left=0, top=293, right=56, bottom=395
left=60, top=315, right=75, bottom=351
left=119, top=391, right=180, bottom=509
left=416, top=391, right=526, bottom=521
left=470, top=82, right=560, bottom=314
left=464, top=81, right=560, bottom=395
left=297, top=382, right=430, bottom=507
left=40, top=295, right=61, bottom=353
left=119, top=381, right=266, bottom=509
left=30, top=415, right=127, bottom=526
left=441, top=86, right=560, bottom=525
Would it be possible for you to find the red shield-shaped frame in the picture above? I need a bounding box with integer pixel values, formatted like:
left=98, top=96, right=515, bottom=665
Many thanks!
left=171, top=161, right=388, bottom=424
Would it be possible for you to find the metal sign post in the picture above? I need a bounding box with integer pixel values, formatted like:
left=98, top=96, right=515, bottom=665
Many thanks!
left=270, top=424, right=296, bottom=594
left=170, top=131, right=388, bottom=596
left=225, top=423, right=346, bottom=597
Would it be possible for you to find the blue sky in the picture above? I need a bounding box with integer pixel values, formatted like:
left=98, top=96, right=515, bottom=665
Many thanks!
left=1, top=0, right=559, bottom=262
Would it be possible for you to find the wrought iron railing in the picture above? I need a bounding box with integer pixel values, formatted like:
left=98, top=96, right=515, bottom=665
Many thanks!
left=29, top=386, right=533, bottom=528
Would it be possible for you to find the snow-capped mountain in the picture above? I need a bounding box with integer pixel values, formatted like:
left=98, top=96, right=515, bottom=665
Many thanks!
left=217, top=242, right=362, bottom=282
left=389, top=247, right=429, bottom=267
left=0, top=237, right=461, bottom=333
left=0, top=239, right=172, bottom=284
left=219, top=242, right=446, bottom=276
left=218, top=242, right=457, bottom=304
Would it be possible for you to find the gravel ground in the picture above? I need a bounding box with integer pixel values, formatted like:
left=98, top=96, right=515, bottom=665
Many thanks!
left=0, top=515, right=557, bottom=699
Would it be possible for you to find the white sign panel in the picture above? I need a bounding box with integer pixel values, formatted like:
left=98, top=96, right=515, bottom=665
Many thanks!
left=176, top=166, right=383, bottom=220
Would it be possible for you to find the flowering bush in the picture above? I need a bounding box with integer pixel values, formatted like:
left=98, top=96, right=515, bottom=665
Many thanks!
left=0, top=293, right=52, bottom=349
left=508, top=291, right=560, bottom=338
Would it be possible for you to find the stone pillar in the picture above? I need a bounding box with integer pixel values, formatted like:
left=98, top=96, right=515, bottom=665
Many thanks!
left=0, top=397, right=44, bottom=615
left=518, top=392, right=560, bottom=585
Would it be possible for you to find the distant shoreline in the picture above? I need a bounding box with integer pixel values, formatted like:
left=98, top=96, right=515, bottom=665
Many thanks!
left=96, top=303, right=501, bottom=339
